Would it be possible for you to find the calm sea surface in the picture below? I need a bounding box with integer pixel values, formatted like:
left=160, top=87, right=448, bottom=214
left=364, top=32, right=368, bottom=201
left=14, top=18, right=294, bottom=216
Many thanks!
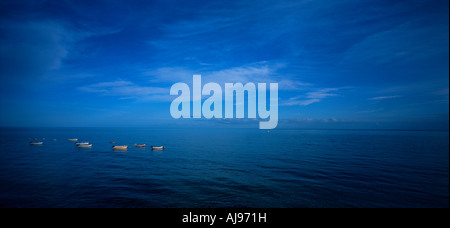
left=0, top=127, right=448, bottom=208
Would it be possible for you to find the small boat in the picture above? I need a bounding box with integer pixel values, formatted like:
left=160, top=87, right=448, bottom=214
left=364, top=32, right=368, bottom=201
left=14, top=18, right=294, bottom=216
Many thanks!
left=77, top=144, right=92, bottom=148
left=110, top=141, right=115, bottom=144
left=135, top=144, right=146, bottom=147
left=68, top=138, right=78, bottom=142
left=113, top=145, right=128, bottom=150
left=51, top=139, right=57, bottom=141
left=30, top=142, right=43, bottom=145
left=75, top=142, right=89, bottom=146
left=151, top=146, right=165, bottom=150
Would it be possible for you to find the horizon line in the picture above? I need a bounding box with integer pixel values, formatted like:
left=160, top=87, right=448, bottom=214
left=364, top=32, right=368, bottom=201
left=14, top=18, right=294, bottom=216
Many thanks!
left=0, top=126, right=448, bottom=132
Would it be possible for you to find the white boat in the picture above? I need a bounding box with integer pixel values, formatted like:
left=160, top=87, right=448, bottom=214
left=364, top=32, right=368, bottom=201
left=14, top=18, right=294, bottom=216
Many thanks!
left=75, top=142, right=89, bottom=146
left=77, top=144, right=92, bottom=148
left=68, top=138, right=78, bottom=142
left=30, top=142, right=43, bottom=145
left=151, top=146, right=165, bottom=150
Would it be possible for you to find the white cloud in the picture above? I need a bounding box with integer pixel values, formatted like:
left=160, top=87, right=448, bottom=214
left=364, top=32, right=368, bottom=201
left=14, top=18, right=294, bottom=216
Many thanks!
left=368, top=95, right=401, bottom=101
left=78, top=80, right=169, bottom=101
left=282, top=98, right=320, bottom=106
left=144, top=62, right=309, bottom=91
left=83, top=62, right=311, bottom=103
left=306, top=88, right=339, bottom=99
left=281, top=88, right=342, bottom=106
left=144, top=67, right=194, bottom=83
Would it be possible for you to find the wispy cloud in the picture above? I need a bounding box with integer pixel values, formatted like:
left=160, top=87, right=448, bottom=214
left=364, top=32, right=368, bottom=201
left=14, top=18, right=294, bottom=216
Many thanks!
left=282, top=88, right=341, bottom=106
left=283, top=97, right=321, bottom=106
left=368, top=95, right=402, bottom=101
left=0, top=18, right=118, bottom=85
left=145, top=62, right=275, bottom=84
left=340, top=21, right=448, bottom=68
left=0, top=20, right=80, bottom=82
left=307, top=88, right=339, bottom=99
left=283, top=117, right=346, bottom=124
left=83, top=62, right=313, bottom=103
left=145, top=61, right=310, bottom=90
left=358, top=108, right=384, bottom=114
left=78, top=80, right=169, bottom=101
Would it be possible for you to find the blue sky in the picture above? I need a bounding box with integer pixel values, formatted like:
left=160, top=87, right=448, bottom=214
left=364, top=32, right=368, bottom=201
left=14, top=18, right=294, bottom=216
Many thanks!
left=0, top=0, right=448, bottom=129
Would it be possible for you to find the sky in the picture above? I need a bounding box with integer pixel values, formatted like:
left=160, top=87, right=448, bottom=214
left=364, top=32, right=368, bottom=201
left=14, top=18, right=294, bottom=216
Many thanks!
left=0, top=0, right=448, bottom=130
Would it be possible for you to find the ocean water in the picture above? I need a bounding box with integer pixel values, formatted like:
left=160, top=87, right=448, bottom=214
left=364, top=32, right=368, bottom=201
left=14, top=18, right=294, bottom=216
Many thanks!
left=0, top=127, right=448, bottom=208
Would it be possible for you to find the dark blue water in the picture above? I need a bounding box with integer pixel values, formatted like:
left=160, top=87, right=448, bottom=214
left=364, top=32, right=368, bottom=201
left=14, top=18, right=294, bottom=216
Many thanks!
left=0, top=127, right=448, bottom=208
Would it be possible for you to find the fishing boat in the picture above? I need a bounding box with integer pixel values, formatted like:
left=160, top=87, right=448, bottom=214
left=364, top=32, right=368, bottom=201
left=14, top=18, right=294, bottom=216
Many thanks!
left=68, top=138, right=78, bottom=142
left=77, top=144, right=92, bottom=148
left=135, top=144, right=146, bottom=147
left=30, top=142, right=43, bottom=145
left=151, top=146, right=165, bottom=150
left=113, top=145, right=128, bottom=150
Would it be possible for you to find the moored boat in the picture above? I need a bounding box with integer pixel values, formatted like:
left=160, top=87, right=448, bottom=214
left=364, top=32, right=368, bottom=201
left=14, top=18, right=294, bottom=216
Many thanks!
left=68, top=138, right=78, bottom=142
left=75, top=142, right=89, bottom=146
left=77, top=144, right=92, bottom=148
left=30, top=142, right=43, bottom=145
left=151, top=146, right=165, bottom=150
left=113, top=145, right=128, bottom=150
left=135, top=144, right=146, bottom=147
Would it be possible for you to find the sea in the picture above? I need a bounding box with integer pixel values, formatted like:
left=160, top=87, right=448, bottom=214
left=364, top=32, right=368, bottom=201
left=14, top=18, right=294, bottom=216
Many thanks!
left=0, top=127, right=448, bottom=208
